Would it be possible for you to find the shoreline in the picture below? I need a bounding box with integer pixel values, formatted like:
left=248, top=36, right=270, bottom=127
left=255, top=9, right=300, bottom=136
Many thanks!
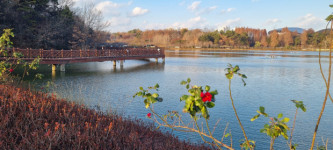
left=166, top=47, right=330, bottom=52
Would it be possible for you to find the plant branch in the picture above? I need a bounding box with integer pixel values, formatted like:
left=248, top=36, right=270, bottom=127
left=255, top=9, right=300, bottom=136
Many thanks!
left=228, top=79, right=250, bottom=147
left=310, top=19, right=333, bottom=150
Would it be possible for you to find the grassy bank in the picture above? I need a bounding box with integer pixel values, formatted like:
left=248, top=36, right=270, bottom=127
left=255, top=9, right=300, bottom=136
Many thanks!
left=0, top=84, right=208, bottom=149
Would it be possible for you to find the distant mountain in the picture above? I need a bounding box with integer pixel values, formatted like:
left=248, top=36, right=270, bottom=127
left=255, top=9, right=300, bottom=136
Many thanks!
left=269, top=27, right=305, bottom=34
left=317, top=29, right=330, bottom=34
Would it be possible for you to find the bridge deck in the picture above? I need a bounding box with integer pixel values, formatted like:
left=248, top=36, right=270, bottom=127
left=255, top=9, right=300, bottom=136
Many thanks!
left=1, top=48, right=165, bottom=64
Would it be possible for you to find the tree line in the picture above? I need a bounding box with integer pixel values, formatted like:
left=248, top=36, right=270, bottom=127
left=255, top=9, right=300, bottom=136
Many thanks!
left=1, top=0, right=329, bottom=50
left=114, top=27, right=330, bottom=49
left=0, top=0, right=110, bottom=50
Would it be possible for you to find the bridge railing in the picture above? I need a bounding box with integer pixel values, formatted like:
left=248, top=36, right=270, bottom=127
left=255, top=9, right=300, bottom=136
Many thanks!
left=1, top=48, right=165, bottom=59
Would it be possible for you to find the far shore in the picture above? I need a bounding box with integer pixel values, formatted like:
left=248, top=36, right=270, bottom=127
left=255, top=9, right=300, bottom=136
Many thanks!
left=166, top=47, right=330, bottom=52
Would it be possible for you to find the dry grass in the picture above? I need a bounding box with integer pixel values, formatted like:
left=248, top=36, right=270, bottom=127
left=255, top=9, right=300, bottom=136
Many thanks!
left=0, top=84, right=209, bottom=150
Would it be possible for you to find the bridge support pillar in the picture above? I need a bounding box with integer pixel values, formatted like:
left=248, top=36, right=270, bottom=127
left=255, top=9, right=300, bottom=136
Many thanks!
left=113, top=60, right=116, bottom=67
left=155, top=58, right=158, bottom=63
left=120, top=60, right=124, bottom=67
left=60, top=64, right=65, bottom=72
left=52, top=64, right=57, bottom=71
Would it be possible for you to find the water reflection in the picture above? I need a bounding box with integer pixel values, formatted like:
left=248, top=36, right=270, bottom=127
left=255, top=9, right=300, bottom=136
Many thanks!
left=38, top=50, right=332, bottom=150
left=165, top=49, right=328, bottom=59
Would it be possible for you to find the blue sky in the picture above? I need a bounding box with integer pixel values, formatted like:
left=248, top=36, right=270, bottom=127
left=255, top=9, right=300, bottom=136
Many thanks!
left=73, top=0, right=332, bottom=32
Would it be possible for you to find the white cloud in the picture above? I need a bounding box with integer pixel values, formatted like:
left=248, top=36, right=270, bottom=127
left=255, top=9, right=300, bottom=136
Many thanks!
left=296, top=13, right=326, bottom=30
left=129, top=7, right=149, bottom=17
left=189, top=16, right=205, bottom=23
left=179, top=1, right=186, bottom=6
left=217, top=18, right=241, bottom=30
left=94, top=1, right=125, bottom=16
left=265, top=18, right=281, bottom=25
left=197, top=6, right=217, bottom=15
left=171, top=16, right=208, bottom=29
left=221, top=8, right=235, bottom=14
left=109, top=17, right=131, bottom=26
left=188, top=1, right=201, bottom=11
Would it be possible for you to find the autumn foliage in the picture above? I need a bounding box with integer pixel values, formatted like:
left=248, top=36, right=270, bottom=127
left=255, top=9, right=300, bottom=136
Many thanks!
left=114, top=27, right=328, bottom=49
left=0, top=84, right=208, bottom=149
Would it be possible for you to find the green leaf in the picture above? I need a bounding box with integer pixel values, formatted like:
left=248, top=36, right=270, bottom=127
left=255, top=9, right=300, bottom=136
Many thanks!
left=144, top=99, right=150, bottom=109
left=225, top=73, right=233, bottom=79
left=210, top=90, right=218, bottom=95
left=242, top=79, right=247, bottom=86
left=259, top=106, right=265, bottom=113
left=194, top=100, right=204, bottom=107
left=233, top=65, right=240, bottom=72
left=282, top=117, right=290, bottom=123
left=186, top=84, right=190, bottom=89
left=156, top=97, right=163, bottom=102
left=277, top=113, right=283, bottom=119
left=180, top=80, right=187, bottom=85
left=251, top=114, right=260, bottom=121
left=281, top=132, right=289, bottom=140
left=154, top=84, right=159, bottom=88
left=225, top=133, right=230, bottom=137
left=139, top=87, right=143, bottom=90
left=205, top=85, right=210, bottom=92
left=137, top=91, right=143, bottom=97
left=201, top=107, right=209, bottom=119
left=206, top=102, right=215, bottom=108
left=152, top=93, right=159, bottom=98
left=326, top=15, right=333, bottom=21
left=180, top=95, right=188, bottom=101
left=241, top=74, right=247, bottom=79
left=187, top=78, right=191, bottom=83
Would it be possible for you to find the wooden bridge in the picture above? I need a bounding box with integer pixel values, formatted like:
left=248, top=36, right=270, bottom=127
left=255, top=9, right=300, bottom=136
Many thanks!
left=1, top=48, right=165, bottom=72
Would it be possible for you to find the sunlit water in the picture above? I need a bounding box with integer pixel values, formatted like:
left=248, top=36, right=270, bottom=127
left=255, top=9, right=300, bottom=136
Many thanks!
left=35, top=50, right=333, bottom=149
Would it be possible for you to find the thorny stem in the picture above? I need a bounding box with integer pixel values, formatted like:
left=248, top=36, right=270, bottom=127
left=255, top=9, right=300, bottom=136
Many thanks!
left=289, top=108, right=298, bottom=150
left=228, top=79, right=250, bottom=148
left=149, top=107, right=234, bottom=150
left=318, top=21, right=333, bottom=103
left=270, top=138, right=275, bottom=150
left=205, top=119, right=213, bottom=138
left=194, top=120, right=219, bottom=150
left=319, top=50, right=333, bottom=103
left=310, top=19, right=333, bottom=150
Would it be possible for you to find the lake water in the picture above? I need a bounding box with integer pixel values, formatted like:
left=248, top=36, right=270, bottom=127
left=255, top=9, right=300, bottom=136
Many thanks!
left=38, top=50, right=333, bottom=149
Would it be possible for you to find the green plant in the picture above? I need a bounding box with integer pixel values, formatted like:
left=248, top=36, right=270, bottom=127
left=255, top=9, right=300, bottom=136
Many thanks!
left=311, top=4, right=333, bottom=150
left=251, top=106, right=290, bottom=150
left=288, top=100, right=306, bottom=150
left=134, top=79, right=233, bottom=150
left=0, top=29, right=14, bottom=80
left=225, top=64, right=253, bottom=149
left=0, top=29, right=42, bottom=84
left=180, top=78, right=218, bottom=120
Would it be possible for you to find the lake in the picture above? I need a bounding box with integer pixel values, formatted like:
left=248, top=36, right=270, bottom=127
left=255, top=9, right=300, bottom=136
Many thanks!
left=38, top=50, right=333, bottom=149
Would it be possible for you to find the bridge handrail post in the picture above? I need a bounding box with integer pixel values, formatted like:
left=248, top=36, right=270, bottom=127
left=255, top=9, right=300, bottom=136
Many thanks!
left=95, top=49, right=97, bottom=57
left=80, top=49, right=82, bottom=58
left=27, top=48, right=29, bottom=58
left=61, top=49, right=64, bottom=58
left=88, top=49, right=90, bottom=57
left=71, top=49, right=73, bottom=58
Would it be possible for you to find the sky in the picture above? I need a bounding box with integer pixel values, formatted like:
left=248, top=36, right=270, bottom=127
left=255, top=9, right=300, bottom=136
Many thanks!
left=72, top=0, right=332, bottom=33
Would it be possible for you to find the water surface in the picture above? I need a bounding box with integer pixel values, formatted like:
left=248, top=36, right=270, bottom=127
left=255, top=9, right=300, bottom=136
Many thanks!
left=38, top=50, right=333, bottom=149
